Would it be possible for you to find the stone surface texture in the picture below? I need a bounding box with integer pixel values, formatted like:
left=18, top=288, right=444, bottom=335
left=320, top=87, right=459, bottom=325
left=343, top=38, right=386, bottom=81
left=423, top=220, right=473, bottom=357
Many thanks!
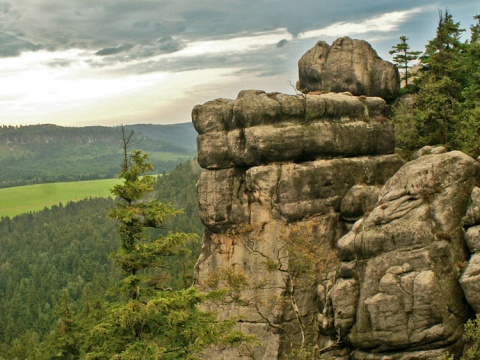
left=194, top=89, right=405, bottom=359
left=460, top=187, right=480, bottom=313
left=192, top=39, right=480, bottom=359
left=298, top=37, right=400, bottom=101
left=334, top=151, right=479, bottom=357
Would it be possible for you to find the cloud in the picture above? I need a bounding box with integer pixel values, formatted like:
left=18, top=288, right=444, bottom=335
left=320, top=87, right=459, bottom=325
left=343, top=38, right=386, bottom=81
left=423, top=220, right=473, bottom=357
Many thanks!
left=0, top=32, right=39, bottom=57
left=1, top=0, right=479, bottom=126
left=173, top=28, right=293, bottom=58
left=0, top=1, right=426, bottom=57
left=95, top=44, right=133, bottom=56
left=156, top=36, right=185, bottom=53
left=298, top=7, right=424, bottom=39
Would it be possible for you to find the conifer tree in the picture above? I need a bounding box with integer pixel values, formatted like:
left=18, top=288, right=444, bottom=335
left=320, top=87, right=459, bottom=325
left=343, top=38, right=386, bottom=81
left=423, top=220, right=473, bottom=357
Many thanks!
left=82, top=128, right=246, bottom=359
left=389, top=36, right=421, bottom=87
left=393, top=10, right=479, bottom=153
left=421, top=9, right=465, bottom=82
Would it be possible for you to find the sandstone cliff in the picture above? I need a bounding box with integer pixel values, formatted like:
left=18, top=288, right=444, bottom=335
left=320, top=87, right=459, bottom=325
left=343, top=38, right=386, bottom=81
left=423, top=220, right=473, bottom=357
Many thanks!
left=192, top=39, right=480, bottom=359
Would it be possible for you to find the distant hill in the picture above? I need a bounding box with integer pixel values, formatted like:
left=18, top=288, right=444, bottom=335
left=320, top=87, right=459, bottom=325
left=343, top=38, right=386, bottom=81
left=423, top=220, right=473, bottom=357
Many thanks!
left=0, top=123, right=197, bottom=188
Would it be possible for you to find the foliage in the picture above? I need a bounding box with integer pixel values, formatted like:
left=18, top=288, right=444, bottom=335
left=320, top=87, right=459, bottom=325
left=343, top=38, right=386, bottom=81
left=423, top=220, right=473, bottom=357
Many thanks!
left=441, top=315, right=480, bottom=360
left=393, top=12, right=480, bottom=157
left=0, top=157, right=205, bottom=356
left=82, top=287, right=243, bottom=360
left=77, top=143, right=243, bottom=359
left=462, top=315, right=480, bottom=360
left=389, top=36, right=421, bottom=88
left=0, top=198, right=120, bottom=356
left=422, top=9, right=465, bottom=81
left=411, top=75, right=460, bottom=146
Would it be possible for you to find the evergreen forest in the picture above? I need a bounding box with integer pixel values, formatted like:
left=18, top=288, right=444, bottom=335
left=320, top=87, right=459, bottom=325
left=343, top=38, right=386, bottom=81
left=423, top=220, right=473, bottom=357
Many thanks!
left=392, top=11, right=480, bottom=158
left=0, top=123, right=197, bottom=188
left=0, top=158, right=207, bottom=358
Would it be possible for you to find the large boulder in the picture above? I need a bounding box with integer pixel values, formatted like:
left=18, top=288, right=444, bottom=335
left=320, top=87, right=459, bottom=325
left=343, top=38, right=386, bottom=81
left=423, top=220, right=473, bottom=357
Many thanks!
left=193, top=89, right=404, bottom=359
left=298, top=37, right=400, bottom=101
left=328, top=151, right=480, bottom=358
left=192, top=75, right=480, bottom=359
left=197, top=155, right=405, bottom=230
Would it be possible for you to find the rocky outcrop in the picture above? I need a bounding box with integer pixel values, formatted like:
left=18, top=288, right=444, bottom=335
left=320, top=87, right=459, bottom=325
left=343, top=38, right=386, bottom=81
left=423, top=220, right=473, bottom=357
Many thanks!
left=330, top=151, right=479, bottom=358
left=193, top=90, right=393, bottom=169
left=193, top=39, right=480, bottom=359
left=193, top=95, right=480, bottom=358
left=298, top=37, right=399, bottom=101
left=193, top=89, right=405, bottom=359
left=460, top=187, right=480, bottom=313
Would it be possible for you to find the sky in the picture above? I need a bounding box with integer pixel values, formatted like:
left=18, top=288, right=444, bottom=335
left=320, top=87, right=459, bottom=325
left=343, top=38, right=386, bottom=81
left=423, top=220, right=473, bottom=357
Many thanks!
left=0, top=0, right=479, bottom=127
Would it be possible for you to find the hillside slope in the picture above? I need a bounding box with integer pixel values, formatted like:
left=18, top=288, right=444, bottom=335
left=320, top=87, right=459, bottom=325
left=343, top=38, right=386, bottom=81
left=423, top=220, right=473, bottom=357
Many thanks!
left=0, top=123, right=197, bottom=187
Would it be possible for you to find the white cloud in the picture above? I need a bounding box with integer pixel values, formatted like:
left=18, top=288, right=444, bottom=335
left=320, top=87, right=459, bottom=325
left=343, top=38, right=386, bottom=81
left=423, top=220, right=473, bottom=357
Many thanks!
left=172, top=28, right=293, bottom=58
left=0, top=46, right=245, bottom=125
left=298, top=8, right=424, bottom=39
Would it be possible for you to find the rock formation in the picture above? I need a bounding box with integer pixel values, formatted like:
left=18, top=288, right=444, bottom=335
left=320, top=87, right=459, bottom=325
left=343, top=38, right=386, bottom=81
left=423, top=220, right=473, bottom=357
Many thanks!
left=333, top=151, right=479, bottom=359
left=460, top=187, right=480, bottom=314
left=298, top=37, right=399, bottom=101
left=192, top=39, right=480, bottom=359
left=193, top=89, right=406, bottom=359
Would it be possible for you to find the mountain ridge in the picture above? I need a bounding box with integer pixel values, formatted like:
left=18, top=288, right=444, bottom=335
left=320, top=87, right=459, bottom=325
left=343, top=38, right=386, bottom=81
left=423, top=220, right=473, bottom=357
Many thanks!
left=0, top=122, right=197, bottom=188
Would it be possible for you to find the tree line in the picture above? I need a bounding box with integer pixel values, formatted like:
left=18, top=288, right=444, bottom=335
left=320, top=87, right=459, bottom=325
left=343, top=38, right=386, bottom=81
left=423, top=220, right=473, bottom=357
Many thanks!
left=0, top=123, right=197, bottom=188
left=391, top=11, right=480, bottom=157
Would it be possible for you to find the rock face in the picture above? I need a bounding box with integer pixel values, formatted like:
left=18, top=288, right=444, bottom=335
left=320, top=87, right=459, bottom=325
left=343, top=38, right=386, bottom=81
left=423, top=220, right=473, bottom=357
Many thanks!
left=193, top=40, right=480, bottom=359
left=460, top=187, right=480, bottom=313
left=298, top=37, right=399, bottom=101
left=332, top=151, right=479, bottom=359
left=193, top=89, right=406, bottom=359
left=193, top=90, right=393, bottom=169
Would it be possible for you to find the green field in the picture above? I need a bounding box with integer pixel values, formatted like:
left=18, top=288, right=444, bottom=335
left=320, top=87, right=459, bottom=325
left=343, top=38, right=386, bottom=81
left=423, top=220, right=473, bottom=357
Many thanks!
left=0, top=178, right=123, bottom=218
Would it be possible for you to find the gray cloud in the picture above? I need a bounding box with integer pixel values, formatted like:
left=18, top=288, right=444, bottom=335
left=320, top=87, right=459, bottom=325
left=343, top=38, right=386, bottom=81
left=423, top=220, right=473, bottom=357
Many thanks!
left=0, top=31, right=40, bottom=57
left=156, top=36, right=184, bottom=53
left=1, top=0, right=432, bottom=55
left=95, top=44, right=133, bottom=56
left=2, top=0, right=479, bottom=126
left=47, top=59, right=75, bottom=67
left=1, top=0, right=478, bottom=80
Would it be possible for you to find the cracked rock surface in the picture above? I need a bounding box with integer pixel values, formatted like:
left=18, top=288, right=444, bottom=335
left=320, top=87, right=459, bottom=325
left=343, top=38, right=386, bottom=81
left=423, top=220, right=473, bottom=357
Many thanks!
left=192, top=67, right=480, bottom=359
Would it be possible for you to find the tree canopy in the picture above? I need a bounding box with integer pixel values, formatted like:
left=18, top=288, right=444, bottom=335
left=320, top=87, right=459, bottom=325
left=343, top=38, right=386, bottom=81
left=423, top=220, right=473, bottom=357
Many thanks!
left=393, top=11, right=480, bottom=157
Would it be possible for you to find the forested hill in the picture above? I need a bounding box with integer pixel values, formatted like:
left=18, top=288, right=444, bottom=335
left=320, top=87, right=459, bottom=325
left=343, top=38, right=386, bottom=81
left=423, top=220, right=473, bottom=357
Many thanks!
left=0, top=159, right=204, bottom=356
left=0, top=123, right=197, bottom=188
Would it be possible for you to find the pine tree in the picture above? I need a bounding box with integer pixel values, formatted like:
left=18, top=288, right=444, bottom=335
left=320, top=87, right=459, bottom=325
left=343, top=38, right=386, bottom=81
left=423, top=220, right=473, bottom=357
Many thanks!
left=421, top=9, right=465, bottom=82
left=81, top=128, right=247, bottom=359
left=389, top=36, right=421, bottom=87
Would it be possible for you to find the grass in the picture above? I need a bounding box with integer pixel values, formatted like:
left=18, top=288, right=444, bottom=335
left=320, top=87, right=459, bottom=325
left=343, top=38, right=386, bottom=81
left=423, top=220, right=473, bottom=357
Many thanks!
left=0, top=178, right=124, bottom=219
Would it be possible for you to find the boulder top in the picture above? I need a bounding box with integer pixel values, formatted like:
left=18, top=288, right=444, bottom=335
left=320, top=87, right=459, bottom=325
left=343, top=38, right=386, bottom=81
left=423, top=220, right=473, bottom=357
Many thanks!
left=298, top=36, right=400, bottom=101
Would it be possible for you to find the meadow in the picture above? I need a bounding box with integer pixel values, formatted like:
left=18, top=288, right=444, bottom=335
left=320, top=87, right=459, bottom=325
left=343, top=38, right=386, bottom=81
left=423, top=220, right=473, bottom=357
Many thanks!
left=0, top=178, right=123, bottom=218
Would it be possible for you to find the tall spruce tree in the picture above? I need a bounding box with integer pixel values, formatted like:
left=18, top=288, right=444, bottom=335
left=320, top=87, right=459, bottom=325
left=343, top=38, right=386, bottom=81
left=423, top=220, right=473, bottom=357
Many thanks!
left=394, top=10, right=474, bottom=152
left=81, top=128, right=247, bottom=359
left=421, top=9, right=465, bottom=83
